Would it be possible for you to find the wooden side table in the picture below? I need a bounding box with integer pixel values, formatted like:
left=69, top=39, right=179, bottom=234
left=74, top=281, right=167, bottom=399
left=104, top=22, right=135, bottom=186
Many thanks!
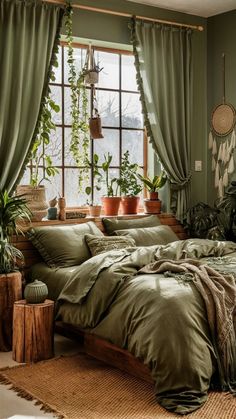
left=0, top=272, right=22, bottom=351
left=12, top=299, right=54, bottom=363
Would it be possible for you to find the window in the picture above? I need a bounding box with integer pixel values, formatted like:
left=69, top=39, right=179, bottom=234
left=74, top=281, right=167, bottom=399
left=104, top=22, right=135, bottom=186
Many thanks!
left=22, top=44, right=146, bottom=206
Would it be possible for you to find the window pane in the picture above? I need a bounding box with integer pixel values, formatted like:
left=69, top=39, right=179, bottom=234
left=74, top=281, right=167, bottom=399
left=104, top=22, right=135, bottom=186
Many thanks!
left=47, top=127, right=62, bottom=165
left=64, top=47, right=87, bottom=85
left=121, top=55, right=138, bottom=92
left=52, top=45, right=62, bottom=84
left=20, top=167, right=31, bottom=185
left=44, top=170, right=62, bottom=203
left=122, top=92, right=143, bottom=128
left=122, top=130, right=144, bottom=166
left=50, top=85, right=62, bottom=124
left=64, top=168, right=90, bottom=206
left=93, top=129, right=119, bottom=166
left=94, top=168, right=120, bottom=204
left=98, top=90, right=120, bottom=127
left=95, top=51, right=119, bottom=89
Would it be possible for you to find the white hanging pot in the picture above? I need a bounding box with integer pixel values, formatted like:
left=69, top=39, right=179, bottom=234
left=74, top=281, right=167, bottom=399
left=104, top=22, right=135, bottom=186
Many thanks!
left=84, top=70, right=99, bottom=85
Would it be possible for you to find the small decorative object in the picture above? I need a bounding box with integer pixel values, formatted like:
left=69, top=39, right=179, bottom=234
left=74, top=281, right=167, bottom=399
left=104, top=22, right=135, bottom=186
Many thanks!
left=88, top=205, right=102, bottom=217
left=47, top=207, right=57, bottom=220
left=89, top=88, right=104, bottom=139
left=65, top=210, right=86, bottom=219
left=209, top=53, right=236, bottom=198
left=58, top=197, right=66, bottom=221
left=49, top=196, right=58, bottom=207
left=24, top=280, right=48, bottom=304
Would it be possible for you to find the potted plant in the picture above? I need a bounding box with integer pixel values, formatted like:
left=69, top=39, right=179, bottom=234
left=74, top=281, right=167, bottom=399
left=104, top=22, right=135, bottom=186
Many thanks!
left=119, top=151, right=142, bottom=215
left=17, top=91, right=60, bottom=221
left=0, top=190, right=31, bottom=351
left=101, top=153, right=121, bottom=216
left=85, top=154, right=103, bottom=217
left=84, top=44, right=103, bottom=85
left=137, top=171, right=167, bottom=214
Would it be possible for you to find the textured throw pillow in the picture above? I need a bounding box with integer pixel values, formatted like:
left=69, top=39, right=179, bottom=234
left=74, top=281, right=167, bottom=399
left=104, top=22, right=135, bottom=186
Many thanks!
left=28, top=222, right=103, bottom=268
left=115, top=225, right=179, bottom=246
left=102, top=215, right=161, bottom=235
left=85, top=234, right=136, bottom=257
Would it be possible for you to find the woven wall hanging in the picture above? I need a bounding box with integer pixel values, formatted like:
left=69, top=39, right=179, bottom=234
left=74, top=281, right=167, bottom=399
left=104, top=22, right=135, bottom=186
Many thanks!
left=209, top=53, right=236, bottom=197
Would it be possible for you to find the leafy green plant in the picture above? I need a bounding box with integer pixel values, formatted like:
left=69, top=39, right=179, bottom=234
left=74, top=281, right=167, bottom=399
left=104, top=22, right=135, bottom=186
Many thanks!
left=84, top=154, right=103, bottom=204
left=0, top=190, right=31, bottom=273
left=102, top=153, right=120, bottom=197
left=119, top=150, right=142, bottom=196
left=137, top=171, right=167, bottom=192
left=65, top=1, right=90, bottom=191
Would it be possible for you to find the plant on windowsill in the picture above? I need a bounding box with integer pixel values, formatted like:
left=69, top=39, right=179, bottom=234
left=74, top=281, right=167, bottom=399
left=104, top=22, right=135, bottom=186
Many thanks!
left=101, top=153, right=121, bottom=216
left=0, top=190, right=32, bottom=351
left=137, top=171, right=167, bottom=214
left=17, top=47, right=60, bottom=221
left=85, top=154, right=103, bottom=217
left=119, top=150, right=142, bottom=215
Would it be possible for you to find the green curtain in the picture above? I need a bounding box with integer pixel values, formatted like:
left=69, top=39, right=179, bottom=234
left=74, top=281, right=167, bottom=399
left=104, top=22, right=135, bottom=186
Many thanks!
left=130, top=19, right=192, bottom=222
left=0, top=0, right=64, bottom=193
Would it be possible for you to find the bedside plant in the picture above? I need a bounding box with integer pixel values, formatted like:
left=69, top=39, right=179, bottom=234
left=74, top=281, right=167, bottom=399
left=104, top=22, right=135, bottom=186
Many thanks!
left=137, top=171, right=167, bottom=200
left=101, top=153, right=121, bottom=216
left=0, top=190, right=31, bottom=351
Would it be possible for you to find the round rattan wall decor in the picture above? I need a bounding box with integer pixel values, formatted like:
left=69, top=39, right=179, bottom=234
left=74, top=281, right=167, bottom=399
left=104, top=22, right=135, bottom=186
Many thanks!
left=211, top=102, right=236, bottom=137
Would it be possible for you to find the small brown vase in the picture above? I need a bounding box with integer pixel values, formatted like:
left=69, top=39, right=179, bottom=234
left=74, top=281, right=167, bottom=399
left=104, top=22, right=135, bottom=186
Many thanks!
left=88, top=205, right=102, bottom=217
left=102, top=197, right=121, bottom=216
left=120, top=196, right=140, bottom=215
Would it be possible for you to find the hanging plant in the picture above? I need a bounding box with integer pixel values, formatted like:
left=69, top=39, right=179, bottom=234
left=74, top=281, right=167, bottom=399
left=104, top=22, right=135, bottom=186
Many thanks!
left=89, top=86, right=104, bottom=139
left=65, top=1, right=90, bottom=192
left=84, top=44, right=103, bottom=85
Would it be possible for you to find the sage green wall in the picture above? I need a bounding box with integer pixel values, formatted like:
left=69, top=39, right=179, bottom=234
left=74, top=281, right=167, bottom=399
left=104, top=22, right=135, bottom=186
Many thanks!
left=62, top=0, right=208, bottom=208
left=207, top=10, right=236, bottom=204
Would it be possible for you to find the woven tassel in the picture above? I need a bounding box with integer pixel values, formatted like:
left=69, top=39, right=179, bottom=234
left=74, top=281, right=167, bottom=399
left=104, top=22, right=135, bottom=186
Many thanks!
left=212, top=156, right=216, bottom=171
left=223, top=169, right=229, bottom=187
left=218, top=143, right=223, bottom=161
left=218, top=177, right=223, bottom=198
left=228, top=155, right=235, bottom=174
left=221, top=142, right=226, bottom=164
left=224, top=139, right=230, bottom=163
left=208, top=131, right=213, bottom=149
left=212, top=139, right=217, bottom=156
left=215, top=162, right=220, bottom=188
left=231, top=129, right=236, bottom=149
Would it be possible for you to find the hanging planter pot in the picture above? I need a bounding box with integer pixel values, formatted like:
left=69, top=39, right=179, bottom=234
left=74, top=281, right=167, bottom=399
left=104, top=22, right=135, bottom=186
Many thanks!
left=89, top=115, right=104, bottom=139
left=84, top=44, right=103, bottom=86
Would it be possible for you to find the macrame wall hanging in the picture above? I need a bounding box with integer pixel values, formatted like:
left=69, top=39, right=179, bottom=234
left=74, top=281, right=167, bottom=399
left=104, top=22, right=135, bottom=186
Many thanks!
left=209, top=53, right=236, bottom=197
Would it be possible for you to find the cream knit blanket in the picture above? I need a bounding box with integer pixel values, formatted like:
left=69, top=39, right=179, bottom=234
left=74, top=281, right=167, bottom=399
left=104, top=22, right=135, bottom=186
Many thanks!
left=139, top=258, right=236, bottom=392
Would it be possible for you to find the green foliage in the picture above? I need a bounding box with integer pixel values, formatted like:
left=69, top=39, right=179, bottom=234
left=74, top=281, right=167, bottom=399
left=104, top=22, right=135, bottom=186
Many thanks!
left=119, top=150, right=142, bottom=196
left=85, top=154, right=103, bottom=204
left=102, top=153, right=119, bottom=197
left=65, top=1, right=90, bottom=192
left=137, top=171, right=167, bottom=192
left=0, top=190, right=31, bottom=273
left=29, top=43, right=60, bottom=186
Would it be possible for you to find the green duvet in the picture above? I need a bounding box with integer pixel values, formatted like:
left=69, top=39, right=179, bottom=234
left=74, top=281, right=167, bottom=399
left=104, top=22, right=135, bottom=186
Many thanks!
left=50, top=239, right=236, bottom=414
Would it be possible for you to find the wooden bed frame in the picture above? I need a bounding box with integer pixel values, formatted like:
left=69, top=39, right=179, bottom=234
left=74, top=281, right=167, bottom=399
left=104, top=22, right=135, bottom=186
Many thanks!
left=13, top=213, right=187, bottom=383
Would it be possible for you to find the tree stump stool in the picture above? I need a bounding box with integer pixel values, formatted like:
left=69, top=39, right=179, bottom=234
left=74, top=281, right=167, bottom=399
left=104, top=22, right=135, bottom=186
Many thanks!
left=0, top=272, right=22, bottom=352
left=12, top=299, right=54, bottom=363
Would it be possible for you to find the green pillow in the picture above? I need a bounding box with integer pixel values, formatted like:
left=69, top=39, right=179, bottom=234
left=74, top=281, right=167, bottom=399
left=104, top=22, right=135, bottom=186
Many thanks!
left=28, top=222, right=103, bottom=268
left=85, top=234, right=136, bottom=257
left=102, top=215, right=161, bottom=235
left=114, top=225, right=179, bottom=246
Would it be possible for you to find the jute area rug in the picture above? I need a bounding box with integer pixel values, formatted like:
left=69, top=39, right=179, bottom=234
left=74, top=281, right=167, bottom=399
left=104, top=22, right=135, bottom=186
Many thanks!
left=0, top=353, right=235, bottom=419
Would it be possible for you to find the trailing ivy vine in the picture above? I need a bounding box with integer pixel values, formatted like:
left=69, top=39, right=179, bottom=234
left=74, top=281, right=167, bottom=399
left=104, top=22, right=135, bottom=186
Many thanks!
left=65, top=1, right=90, bottom=192
left=30, top=47, right=60, bottom=186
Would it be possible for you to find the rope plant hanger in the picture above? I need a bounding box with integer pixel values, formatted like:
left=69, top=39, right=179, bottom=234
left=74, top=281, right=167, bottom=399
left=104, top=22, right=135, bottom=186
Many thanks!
left=209, top=53, right=236, bottom=197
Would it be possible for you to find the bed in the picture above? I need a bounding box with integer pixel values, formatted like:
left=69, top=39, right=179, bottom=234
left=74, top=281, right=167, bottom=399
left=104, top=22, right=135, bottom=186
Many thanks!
left=26, top=217, right=236, bottom=415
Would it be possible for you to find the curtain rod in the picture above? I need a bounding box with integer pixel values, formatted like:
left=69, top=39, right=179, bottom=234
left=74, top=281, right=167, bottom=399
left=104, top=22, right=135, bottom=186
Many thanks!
left=45, top=0, right=204, bottom=32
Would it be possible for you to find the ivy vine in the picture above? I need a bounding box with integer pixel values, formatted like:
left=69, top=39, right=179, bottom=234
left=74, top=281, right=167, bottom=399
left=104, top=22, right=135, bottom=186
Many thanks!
left=65, top=1, right=90, bottom=192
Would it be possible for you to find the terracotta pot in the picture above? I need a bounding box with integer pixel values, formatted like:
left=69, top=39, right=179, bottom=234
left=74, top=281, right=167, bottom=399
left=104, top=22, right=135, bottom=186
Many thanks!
left=144, top=199, right=162, bottom=214
left=102, top=197, right=121, bottom=216
left=89, top=116, right=104, bottom=139
left=120, top=196, right=140, bottom=215
left=88, top=205, right=102, bottom=217
left=16, top=185, right=48, bottom=221
left=148, top=191, right=159, bottom=200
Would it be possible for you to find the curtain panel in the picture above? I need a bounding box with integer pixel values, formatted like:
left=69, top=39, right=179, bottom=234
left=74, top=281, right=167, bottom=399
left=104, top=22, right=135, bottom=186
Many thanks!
left=0, top=0, right=64, bottom=193
left=130, top=19, right=193, bottom=222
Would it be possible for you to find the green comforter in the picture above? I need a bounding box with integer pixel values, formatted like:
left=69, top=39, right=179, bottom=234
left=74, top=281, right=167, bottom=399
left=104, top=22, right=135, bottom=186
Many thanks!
left=56, top=239, right=236, bottom=415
